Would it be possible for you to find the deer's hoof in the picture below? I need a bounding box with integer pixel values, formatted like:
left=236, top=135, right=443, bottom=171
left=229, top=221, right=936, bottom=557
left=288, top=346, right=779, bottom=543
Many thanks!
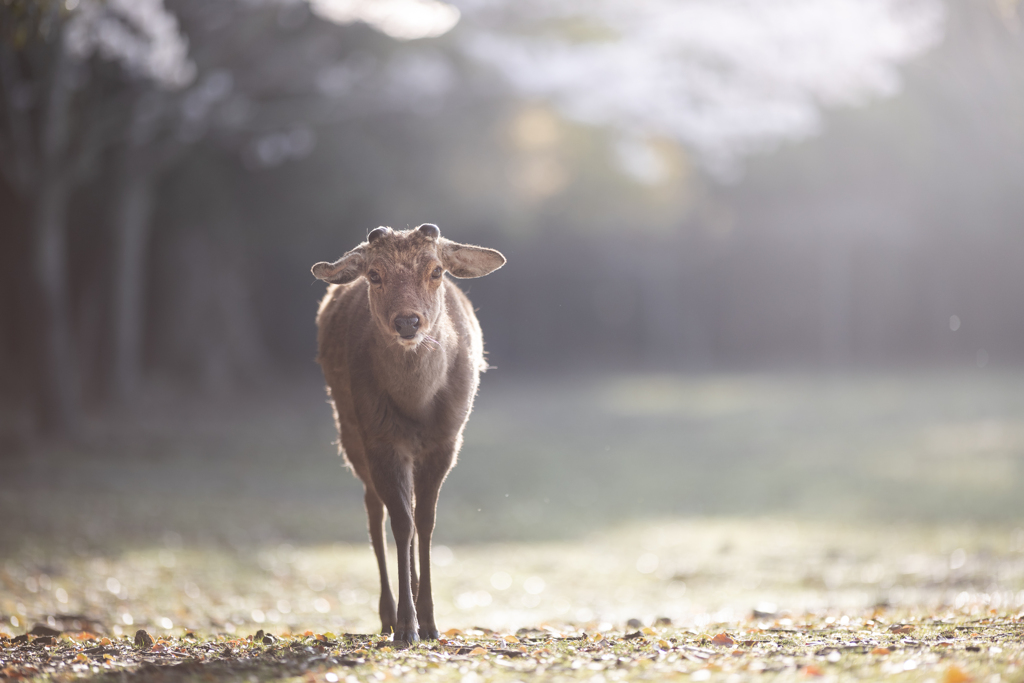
left=393, top=628, right=420, bottom=644
left=418, top=628, right=440, bottom=641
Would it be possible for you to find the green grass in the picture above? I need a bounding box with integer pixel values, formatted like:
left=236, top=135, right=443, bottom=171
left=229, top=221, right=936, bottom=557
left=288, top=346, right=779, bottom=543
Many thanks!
left=451, top=369, right=1024, bottom=537
left=2, top=369, right=1023, bottom=550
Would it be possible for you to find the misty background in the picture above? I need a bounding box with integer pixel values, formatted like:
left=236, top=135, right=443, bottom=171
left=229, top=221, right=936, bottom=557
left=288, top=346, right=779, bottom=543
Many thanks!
left=1, top=0, right=1023, bottom=552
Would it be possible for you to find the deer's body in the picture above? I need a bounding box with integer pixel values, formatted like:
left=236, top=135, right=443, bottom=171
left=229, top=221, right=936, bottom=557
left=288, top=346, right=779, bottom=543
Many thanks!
left=312, top=224, right=504, bottom=642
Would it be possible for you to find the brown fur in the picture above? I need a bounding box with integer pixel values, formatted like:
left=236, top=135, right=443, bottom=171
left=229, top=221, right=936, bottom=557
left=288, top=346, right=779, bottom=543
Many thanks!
left=312, top=224, right=505, bottom=642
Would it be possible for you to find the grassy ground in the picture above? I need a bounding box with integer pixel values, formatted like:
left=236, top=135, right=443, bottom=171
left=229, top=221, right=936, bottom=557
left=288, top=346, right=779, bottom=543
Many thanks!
left=2, top=519, right=1024, bottom=682
left=1, top=370, right=1023, bottom=681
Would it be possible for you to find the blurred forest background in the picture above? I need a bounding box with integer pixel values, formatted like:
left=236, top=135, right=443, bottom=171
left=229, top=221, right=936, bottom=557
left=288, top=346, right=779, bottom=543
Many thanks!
left=1, top=0, right=1024, bottom=549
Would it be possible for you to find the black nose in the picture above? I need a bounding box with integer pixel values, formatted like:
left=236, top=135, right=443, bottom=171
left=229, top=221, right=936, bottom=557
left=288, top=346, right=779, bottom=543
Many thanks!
left=394, top=315, right=420, bottom=338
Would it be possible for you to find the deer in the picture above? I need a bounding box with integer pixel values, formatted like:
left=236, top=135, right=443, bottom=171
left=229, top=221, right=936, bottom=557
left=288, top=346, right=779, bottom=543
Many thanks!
left=311, top=223, right=506, bottom=642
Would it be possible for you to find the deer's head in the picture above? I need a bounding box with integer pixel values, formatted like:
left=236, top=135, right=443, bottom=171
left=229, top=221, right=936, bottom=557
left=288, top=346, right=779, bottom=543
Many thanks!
left=312, top=224, right=505, bottom=348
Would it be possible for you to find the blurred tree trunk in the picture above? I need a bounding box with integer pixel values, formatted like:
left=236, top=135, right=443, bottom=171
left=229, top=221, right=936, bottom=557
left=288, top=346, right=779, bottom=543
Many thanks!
left=1, top=9, right=86, bottom=434
left=108, top=90, right=180, bottom=401
left=30, top=171, right=77, bottom=433
left=818, top=231, right=852, bottom=368
left=109, top=92, right=171, bottom=401
left=110, top=156, right=154, bottom=401
left=640, top=255, right=683, bottom=365
left=27, top=33, right=79, bottom=434
left=640, top=241, right=713, bottom=369
left=155, top=226, right=271, bottom=394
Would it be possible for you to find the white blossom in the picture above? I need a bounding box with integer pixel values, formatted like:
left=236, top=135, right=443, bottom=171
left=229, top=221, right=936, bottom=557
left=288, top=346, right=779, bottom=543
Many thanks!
left=308, top=0, right=460, bottom=40
left=65, top=0, right=195, bottom=89
left=462, top=0, right=944, bottom=179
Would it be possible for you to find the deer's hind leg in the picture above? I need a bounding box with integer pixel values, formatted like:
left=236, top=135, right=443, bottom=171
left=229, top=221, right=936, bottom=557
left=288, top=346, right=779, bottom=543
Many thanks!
left=411, top=528, right=419, bottom=603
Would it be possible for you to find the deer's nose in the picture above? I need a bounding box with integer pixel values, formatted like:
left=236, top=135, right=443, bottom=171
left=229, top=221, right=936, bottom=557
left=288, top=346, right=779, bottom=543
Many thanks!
left=394, top=315, right=420, bottom=338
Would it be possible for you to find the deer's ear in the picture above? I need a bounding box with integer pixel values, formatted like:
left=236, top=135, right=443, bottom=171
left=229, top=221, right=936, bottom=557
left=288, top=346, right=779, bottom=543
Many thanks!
left=312, top=249, right=365, bottom=284
left=441, top=240, right=506, bottom=278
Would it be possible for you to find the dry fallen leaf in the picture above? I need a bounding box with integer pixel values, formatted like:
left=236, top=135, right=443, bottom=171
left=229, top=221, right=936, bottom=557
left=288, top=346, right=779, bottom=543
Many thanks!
left=711, top=632, right=735, bottom=646
left=804, top=664, right=824, bottom=676
left=444, top=628, right=463, bottom=637
left=502, top=634, right=520, bottom=643
left=871, top=647, right=891, bottom=655
left=469, top=646, right=488, bottom=655
left=888, top=624, right=914, bottom=634
left=943, top=664, right=972, bottom=683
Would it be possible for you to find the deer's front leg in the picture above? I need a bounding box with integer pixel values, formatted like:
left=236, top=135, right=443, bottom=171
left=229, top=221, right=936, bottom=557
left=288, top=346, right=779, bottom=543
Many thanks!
left=363, top=488, right=396, bottom=635
left=412, top=447, right=455, bottom=641
left=368, top=449, right=418, bottom=642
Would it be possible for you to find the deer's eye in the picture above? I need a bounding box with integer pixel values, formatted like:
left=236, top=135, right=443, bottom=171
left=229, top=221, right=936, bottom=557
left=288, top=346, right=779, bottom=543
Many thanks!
left=431, top=266, right=443, bottom=279
left=367, top=270, right=381, bottom=284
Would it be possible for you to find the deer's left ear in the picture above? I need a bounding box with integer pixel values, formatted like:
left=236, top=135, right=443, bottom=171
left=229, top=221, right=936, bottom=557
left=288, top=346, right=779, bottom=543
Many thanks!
left=440, top=239, right=506, bottom=278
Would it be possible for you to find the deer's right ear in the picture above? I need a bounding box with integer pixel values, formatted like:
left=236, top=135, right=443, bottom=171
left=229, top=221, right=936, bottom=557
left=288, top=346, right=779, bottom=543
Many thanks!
left=312, top=249, right=365, bottom=284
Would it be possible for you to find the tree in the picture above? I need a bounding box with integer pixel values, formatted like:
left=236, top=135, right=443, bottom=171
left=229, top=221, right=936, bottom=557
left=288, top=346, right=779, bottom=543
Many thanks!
left=456, top=0, right=946, bottom=365
left=0, top=0, right=192, bottom=432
